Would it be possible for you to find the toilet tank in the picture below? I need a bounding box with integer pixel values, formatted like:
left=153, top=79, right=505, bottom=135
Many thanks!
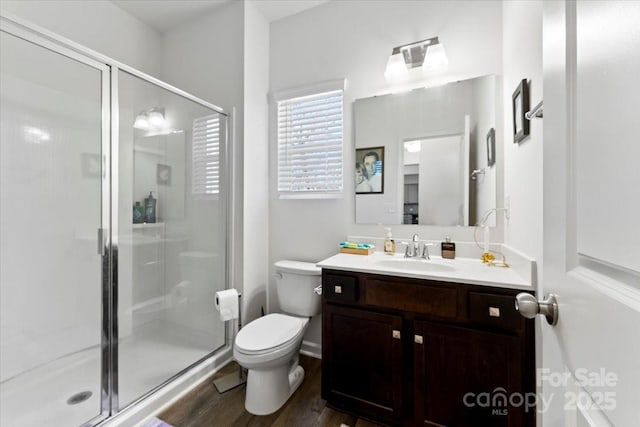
left=274, top=260, right=322, bottom=317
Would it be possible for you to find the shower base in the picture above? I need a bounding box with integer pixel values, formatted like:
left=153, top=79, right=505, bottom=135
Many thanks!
left=0, top=324, right=223, bottom=427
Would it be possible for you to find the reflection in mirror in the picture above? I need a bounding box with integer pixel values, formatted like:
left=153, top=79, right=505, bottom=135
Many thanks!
left=355, top=75, right=498, bottom=227
left=402, top=131, right=468, bottom=226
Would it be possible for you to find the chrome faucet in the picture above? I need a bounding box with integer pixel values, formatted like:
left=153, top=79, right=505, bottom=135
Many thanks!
left=402, top=234, right=434, bottom=260
left=402, top=234, right=421, bottom=258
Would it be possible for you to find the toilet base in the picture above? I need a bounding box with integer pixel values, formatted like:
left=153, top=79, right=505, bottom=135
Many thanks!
left=244, top=363, right=305, bottom=415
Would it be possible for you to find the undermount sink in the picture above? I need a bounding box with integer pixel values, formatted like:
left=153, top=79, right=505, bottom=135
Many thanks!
left=374, top=258, right=457, bottom=273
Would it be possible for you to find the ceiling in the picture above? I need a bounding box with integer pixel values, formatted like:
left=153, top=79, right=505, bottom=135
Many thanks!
left=112, top=0, right=330, bottom=33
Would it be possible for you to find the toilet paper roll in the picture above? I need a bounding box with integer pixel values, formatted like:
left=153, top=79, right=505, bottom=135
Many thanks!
left=215, top=289, right=239, bottom=321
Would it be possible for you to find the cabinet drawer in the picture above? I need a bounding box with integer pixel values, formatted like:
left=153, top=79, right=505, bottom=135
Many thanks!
left=324, top=274, right=358, bottom=302
left=469, top=292, right=523, bottom=332
left=364, top=279, right=457, bottom=318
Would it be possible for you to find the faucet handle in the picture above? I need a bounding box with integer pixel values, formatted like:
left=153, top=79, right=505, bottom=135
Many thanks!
left=421, top=243, right=434, bottom=260
left=399, top=241, right=412, bottom=258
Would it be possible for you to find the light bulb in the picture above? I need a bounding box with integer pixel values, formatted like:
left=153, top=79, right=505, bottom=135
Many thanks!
left=384, top=53, right=409, bottom=82
left=423, top=43, right=448, bottom=73
left=148, top=111, right=165, bottom=127
left=133, top=114, right=150, bottom=130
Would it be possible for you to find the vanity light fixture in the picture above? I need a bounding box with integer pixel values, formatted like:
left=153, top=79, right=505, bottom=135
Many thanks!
left=133, top=107, right=166, bottom=130
left=384, top=36, right=448, bottom=82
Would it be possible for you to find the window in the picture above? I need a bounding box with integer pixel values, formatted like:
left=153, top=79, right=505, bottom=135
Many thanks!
left=277, top=85, right=343, bottom=197
left=192, top=114, right=220, bottom=197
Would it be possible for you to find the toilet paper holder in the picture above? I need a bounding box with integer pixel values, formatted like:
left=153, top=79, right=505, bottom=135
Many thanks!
left=213, top=291, right=247, bottom=393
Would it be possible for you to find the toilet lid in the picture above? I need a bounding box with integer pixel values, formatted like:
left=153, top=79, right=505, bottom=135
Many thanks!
left=274, top=260, right=321, bottom=276
left=236, top=313, right=307, bottom=353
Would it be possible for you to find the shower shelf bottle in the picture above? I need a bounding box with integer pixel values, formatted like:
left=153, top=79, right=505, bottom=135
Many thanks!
left=133, top=201, right=144, bottom=224
left=144, top=191, right=156, bottom=223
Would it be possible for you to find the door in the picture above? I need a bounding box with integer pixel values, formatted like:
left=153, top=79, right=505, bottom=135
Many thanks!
left=0, top=23, right=109, bottom=427
left=322, top=304, right=403, bottom=421
left=541, top=1, right=640, bottom=425
left=115, top=69, right=228, bottom=409
left=414, top=321, right=532, bottom=427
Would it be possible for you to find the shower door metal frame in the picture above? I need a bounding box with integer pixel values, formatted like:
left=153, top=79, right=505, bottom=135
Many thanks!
left=0, top=12, right=232, bottom=426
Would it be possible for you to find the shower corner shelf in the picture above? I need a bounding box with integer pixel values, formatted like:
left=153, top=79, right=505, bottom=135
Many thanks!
left=132, top=222, right=165, bottom=229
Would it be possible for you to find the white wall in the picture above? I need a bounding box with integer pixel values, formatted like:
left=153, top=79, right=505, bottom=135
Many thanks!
left=471, top=74, right=499, bottom=225
left=161, top=1, right=272, bottom=325
left=502, top=1, right=543, bottom=265
left=161, top=0, right=248, bottom=319
left=0, top=0, right=162, bottom=77
left=269, top=0, right=503, bottom=350
left=242, top=2, right=270, bottom=322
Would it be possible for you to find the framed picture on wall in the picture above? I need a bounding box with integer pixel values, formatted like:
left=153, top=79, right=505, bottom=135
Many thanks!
left=157, top=164, right=172, bottom=185
left=512, top=78, right=530, bottom=143
left=486, top=128, right=496, bottom=167
left=355, top=146, right=384, bottom=194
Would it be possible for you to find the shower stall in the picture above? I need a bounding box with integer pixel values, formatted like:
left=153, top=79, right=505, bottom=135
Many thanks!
left=0, top=16, right=230, bottom=427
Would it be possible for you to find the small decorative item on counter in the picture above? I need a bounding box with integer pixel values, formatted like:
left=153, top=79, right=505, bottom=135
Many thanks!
left=383, top=227, right=396, bottom=255
left=339, top=242, right=375, bottom=255
left=144, top=191, right=156, bottom=223
left=133, top=201, right=144, bottom=224
left=482, top=225, right=494, bottom=263
left=441, top=236, right=456, bottom=259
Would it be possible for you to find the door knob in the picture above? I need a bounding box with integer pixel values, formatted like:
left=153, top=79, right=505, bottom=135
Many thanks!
left=515, top=293, right=558, bottom=325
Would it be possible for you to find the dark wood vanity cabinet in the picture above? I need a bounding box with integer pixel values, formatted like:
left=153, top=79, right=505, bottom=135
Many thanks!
left=321, top=270, right=535, bottom=427
left=323, top=304, right=404, bottom=420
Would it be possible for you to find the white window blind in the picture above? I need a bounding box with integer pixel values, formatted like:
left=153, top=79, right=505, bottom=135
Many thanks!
left=192, top=114, right=220, bottom=197
left=277, top=89, right=343, bottom=196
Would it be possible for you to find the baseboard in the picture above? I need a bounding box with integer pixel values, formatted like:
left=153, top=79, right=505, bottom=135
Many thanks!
left=300, top=340, right=321, bottom=359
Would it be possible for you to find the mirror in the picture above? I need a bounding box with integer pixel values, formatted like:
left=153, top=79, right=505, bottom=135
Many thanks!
left=354, top=75, right=498, bottom=226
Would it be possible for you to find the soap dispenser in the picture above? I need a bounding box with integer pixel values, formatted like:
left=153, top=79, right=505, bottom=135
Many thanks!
left=441, top=236, right=456, bottom=259
left=383, top=227, right=396, bottom=255
left=144, top=191, right=156, bottom=223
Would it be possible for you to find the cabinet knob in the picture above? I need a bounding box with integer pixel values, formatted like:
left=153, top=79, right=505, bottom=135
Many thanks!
left=392, top=330, right=401, bottom=340
left=414, top=334, right=423, bottom=344
left=489, top=306, right=501, bottom=317
left=334, top=285, right=343, bottom=294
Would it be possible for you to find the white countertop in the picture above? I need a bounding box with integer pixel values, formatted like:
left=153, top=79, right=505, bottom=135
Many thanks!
left=317, top=252, right=534, bottom=291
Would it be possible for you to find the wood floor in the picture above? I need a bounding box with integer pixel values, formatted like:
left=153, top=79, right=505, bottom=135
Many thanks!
left=157, top=355, right=385, bottom=427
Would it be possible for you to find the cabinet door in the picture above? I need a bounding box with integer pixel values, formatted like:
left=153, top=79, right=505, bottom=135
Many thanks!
left=414, top=321, right=532, bottom=427
left=322, top=304, right=403, bottom=421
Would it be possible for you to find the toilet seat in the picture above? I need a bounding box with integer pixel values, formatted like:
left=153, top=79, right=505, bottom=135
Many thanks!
left=235, top=313, right=308, bottom=355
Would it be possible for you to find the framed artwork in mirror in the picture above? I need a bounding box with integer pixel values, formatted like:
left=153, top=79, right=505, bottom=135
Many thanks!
left=355, top=146, right=384, bottom=194
left=486, top=128, right=495, bottom=167
left=512, top=78, right=530, bottom=143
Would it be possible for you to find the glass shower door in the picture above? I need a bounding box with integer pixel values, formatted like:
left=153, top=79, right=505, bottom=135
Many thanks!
left=116, top=70, right=227, bottom=409
left=0, top=30, right=107, bottom=426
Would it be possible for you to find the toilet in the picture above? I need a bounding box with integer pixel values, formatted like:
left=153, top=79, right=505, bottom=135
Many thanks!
left=233, top=260, right=321, bottom=415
